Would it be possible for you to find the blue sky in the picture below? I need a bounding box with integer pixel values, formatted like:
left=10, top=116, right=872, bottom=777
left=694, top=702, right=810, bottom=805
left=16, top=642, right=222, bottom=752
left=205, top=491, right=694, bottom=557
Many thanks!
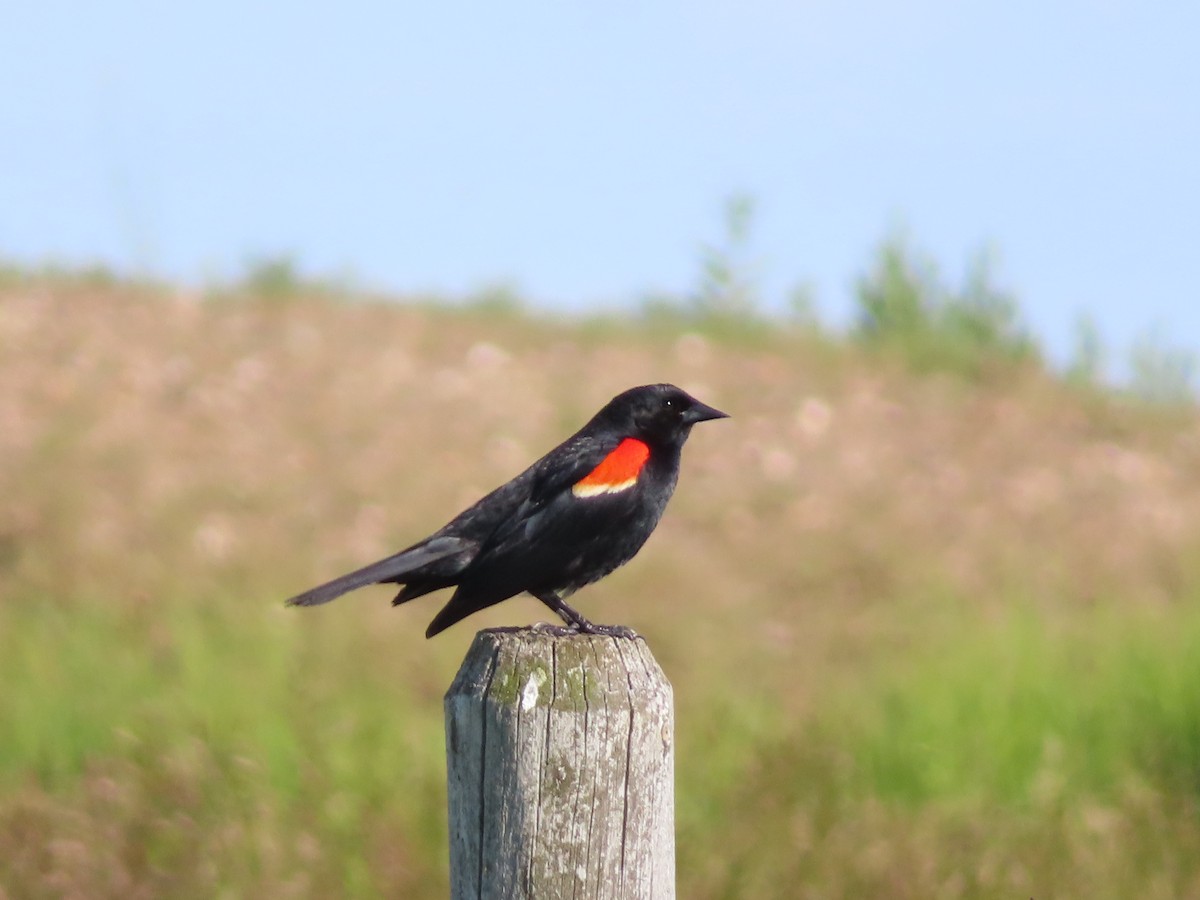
left=2, top=1, right=1197, bottom=370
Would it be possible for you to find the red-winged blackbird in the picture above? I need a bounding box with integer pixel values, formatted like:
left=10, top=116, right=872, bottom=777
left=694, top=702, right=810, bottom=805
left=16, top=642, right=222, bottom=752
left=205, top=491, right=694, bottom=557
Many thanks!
left=286, top=383, right=728, bottom=637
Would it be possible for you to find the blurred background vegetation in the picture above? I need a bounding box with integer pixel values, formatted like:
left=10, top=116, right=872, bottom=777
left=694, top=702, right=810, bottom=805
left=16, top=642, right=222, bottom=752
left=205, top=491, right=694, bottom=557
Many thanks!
left=1, top=217, right=1199, bottom=898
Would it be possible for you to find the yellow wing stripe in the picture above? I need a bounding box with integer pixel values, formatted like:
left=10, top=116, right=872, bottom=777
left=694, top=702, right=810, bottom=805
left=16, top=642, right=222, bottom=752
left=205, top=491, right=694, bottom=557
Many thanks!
left=572, top=476, right=638, bottom=498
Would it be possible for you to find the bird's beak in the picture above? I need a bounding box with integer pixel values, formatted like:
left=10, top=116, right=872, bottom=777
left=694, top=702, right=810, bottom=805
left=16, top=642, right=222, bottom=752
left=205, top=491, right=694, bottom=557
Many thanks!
left=683, top=401, right=730, bottom=425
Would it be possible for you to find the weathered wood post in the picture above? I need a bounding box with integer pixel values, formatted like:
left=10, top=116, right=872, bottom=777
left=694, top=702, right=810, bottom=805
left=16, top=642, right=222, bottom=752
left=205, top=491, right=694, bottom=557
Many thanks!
left=445, top=629, right=675, bottom=899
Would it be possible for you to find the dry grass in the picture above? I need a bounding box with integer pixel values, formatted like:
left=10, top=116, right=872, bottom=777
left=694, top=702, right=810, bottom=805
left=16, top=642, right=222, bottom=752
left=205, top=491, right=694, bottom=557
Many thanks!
left=2, top=284, right=1200, bottom=897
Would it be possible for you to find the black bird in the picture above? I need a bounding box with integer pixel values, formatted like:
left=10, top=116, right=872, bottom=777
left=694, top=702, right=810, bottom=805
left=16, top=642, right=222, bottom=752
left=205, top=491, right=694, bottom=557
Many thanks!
left=285, top=383, right=728, bottom=637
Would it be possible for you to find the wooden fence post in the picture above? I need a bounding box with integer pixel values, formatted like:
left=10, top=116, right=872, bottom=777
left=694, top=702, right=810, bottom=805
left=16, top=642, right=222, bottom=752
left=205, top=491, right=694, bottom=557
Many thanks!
left=444, top=628, right=675, bottom=899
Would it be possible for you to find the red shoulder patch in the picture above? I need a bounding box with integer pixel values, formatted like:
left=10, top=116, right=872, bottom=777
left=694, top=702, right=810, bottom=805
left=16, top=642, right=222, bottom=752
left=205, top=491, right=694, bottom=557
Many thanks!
left=572, top=438, right=650, bottom=497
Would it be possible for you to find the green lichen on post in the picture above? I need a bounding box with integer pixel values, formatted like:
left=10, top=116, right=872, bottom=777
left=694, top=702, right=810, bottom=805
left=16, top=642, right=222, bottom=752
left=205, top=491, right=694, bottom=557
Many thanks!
left=551, top=639, right=595, bottom=709
left=482, top=631, right=638, bottom=710
left=488, top=651, right=553, bottom=708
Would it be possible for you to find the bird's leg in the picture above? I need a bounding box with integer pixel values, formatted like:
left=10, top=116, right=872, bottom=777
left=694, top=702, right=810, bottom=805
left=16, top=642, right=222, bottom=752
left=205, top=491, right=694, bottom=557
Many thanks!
left=533, top=590, right=594, bottom=629
left=532, top=592, right=638, bottom=639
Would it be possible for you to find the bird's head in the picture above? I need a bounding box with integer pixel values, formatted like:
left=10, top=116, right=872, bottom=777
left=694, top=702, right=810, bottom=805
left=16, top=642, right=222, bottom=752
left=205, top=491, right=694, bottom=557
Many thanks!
left=602, top=383, right=729, bottom=447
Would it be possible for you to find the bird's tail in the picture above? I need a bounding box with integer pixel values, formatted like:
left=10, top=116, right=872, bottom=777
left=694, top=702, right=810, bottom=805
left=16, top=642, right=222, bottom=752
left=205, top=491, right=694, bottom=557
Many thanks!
left=284, top=536, right=468, bottom=607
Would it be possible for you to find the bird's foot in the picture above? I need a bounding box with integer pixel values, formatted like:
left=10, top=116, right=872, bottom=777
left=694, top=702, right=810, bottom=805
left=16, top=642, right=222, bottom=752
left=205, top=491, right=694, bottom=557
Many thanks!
left=529, top=620, right=638, bottom=639
left=531, top=593, right=639, bottom=640
left=554, top=611, right=639, bottom=639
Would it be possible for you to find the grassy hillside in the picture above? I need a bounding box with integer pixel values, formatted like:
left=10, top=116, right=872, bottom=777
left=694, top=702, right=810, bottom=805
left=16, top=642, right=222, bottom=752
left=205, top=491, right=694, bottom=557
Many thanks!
left=2, top=283, right=1200, bottom=898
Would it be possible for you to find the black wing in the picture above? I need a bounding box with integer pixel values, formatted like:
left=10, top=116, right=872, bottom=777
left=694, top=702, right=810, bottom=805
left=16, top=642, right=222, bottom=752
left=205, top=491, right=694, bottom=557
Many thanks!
left=488, top=432, right=621, bottom=548
left=421, top=433, right=623, bottom=636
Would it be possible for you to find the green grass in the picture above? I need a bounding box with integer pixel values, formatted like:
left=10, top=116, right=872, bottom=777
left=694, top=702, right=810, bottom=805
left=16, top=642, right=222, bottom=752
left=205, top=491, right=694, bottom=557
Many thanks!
left=7, top=593, right=1200, bottom=897
left=671, top=601, right=1200, bottom=898
left=821, top=602, right=1200, bottom=806
left=0, top=598, right=447, bottom=799
left=0, top=597, right=452, bottom=896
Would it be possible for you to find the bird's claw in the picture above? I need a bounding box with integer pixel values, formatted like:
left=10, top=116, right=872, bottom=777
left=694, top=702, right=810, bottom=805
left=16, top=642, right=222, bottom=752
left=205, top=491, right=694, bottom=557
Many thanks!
left=530, top=620, right=639, bottom=640
left=572, top=621, right=640, bottom=640
left=604, top=625, right=640, bottom=639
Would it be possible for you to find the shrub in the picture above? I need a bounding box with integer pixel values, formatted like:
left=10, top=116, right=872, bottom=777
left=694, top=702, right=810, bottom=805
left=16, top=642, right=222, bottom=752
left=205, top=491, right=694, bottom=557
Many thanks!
left=854, top=232, right=1039, bottom=378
